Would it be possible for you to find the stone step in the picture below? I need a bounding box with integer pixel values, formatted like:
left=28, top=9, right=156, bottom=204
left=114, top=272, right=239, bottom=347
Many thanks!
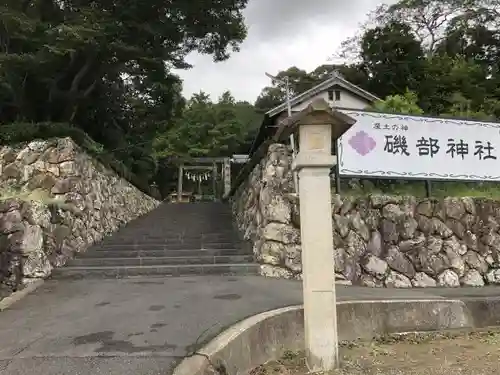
left=105, top=230, right=236, bottom=234
left=66, top=255, right=253, bottom=267
left=77, top=248, right=247, bottom=259
left=98, top=231, right=239, bottom=239
left=89, top=242, right=240, bottom=251
left=51, top=263, right=259, bottom=279
left=138, top=212, right=234, bottom=216
left=100, top=230, right=238, bottom=237
left=138, top=213, right=231, bottom=218
left=97, top=238, right=241, bottom=246
left=129, top=223, right=234, bottom=227
left=130, top=214, right=234, bottom=220
left=55, top=202, right=254, bottom=278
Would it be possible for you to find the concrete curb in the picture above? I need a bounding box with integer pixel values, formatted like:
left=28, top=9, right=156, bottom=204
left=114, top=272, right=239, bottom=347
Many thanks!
left=172, top=298, right=495, bottom=375
left=0, top=279, right=44, bottom=312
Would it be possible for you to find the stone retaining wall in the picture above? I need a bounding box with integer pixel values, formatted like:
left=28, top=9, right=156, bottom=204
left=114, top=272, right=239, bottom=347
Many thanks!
left=0, top=138, right=159, bottom=297
left=232, top=142, right=500, bottom=288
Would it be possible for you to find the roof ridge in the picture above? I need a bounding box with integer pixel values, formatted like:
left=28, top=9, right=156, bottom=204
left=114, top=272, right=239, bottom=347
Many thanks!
left=265, top=74, right=380, bottom=117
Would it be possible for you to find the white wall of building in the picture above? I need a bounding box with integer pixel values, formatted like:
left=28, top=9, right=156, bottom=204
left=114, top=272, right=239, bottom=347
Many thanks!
left=291, top=88, right=371, bottom=112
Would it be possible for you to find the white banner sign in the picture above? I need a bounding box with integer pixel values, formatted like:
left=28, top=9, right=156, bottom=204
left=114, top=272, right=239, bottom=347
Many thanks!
left=337, top=110, right=500, bottom=181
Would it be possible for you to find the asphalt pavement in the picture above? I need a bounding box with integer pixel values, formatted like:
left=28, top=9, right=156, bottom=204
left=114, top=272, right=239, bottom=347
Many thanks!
left=1, top=276, right=500, bottom=375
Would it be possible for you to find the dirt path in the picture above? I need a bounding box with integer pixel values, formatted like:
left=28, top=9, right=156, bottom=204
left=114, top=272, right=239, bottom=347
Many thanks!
left=251, top=330, right=500, bottom=375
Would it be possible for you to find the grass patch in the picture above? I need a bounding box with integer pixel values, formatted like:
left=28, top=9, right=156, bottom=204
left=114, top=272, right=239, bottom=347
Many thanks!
left=250, top=329, right=500, bottom=375
left=337, top=179, right=500, bottom=199
left=0, top=187, right=81, bottom=214
left=1, top=187, right=58, bottom=204
left=1, top=187, right=51, bottom=202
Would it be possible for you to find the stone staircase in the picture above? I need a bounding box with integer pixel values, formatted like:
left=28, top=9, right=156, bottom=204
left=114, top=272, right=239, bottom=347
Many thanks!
left=52, top=202, right=258, bottom=278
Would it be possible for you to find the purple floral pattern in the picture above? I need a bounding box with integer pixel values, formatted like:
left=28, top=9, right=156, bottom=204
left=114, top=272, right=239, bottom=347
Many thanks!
left=348, top=131, right=376, bottom=156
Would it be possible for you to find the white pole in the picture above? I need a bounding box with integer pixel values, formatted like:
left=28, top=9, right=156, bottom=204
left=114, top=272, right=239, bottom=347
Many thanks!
left=292, top=104, right=340, bottom=372
left=284, top=77, right=299, bottom=194
left=284, top=76, right=292, bottom=117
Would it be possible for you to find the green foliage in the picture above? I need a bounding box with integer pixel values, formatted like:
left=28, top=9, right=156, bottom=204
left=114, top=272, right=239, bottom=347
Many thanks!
left=5, top=0, right=500, bottom=201
left=254, top=66, right=320, bottom=111
left=372, top=90, right=424, bottom=115
left=250, top=0, right=500, bottom=199
left=154, top=91, right=261, bottom=159
left=417, top=54, right=491, bottom=115
left=339, top=179, right=500, bottom=200
left=254, top=64, right=370, bottom=112
left=378, top=0, right=467, bottom=53
left=361, top=21, right=425, bottom=98
left=0, top=0, right=250, bottom=197
left=441, top=93, right=497, bottom=121
left=254, top=0, right=500, bottom=123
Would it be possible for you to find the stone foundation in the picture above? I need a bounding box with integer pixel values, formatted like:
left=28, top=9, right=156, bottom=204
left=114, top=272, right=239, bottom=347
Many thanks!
left=0, top=138, right=159, bottom=297
left=232, top=142, right=500, bottom=287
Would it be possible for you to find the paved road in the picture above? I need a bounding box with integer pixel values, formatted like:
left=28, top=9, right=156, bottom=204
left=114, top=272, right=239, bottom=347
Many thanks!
left=1, top=276, right=500, bottom=375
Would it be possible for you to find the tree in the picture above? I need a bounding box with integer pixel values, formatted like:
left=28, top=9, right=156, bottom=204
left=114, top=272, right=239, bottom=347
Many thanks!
left=360, top=21, right=426, bottom=98
left=254, top=64, right=369, bottom=112
left=154, top=91, right=257, bottom=158
left=309, top=64, right=370, bottom=90
left=254, top=86, right=286, bottom=112
left=1, top=0, right=248, bottom=122
left=254, top=66, right=317, bottom=111
left=417, top=54, right=490, bottom=115
left=437, top=5, right=500, bottom=78
left=377, top=0, right=466, bottom=55
left=372, top=90, right=424, bottom=115
left=441, top=93, right=500, bottom=120
left=231, top=100, right=264, bottom=153
left=327, top=0, right=500, bottom=120
left=334, top=0, right=488, bottom=61
left=0, top=0, right=250, bottom=188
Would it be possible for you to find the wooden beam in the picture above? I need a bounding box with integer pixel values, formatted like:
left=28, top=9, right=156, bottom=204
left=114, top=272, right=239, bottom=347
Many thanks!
left=212, top=163, right=217, bottom=201
left=165, top=156, right=228, bottom=164
left=177, top=164, right=183, bottom=202
left=183, top=165, right=214, bottom=171
left=223, top=157, right=231, bottom=197
left=189, top=157, right=227, bottom=163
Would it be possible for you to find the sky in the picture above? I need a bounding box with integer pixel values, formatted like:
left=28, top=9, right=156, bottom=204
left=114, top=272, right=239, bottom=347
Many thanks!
left=175, top=0, right=391, bottom=104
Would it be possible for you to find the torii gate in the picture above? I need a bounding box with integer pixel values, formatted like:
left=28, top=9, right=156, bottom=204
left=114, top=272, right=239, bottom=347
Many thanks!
left=172, top=156, right=247, bottom=202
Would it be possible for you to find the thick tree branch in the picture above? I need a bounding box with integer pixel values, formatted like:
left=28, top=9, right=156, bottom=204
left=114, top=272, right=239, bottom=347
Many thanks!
left=69, top=56, right=95, bottom=96
left=48, top=51, right=81, bottom=102
left=83, top=80, right=98, bottom=98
